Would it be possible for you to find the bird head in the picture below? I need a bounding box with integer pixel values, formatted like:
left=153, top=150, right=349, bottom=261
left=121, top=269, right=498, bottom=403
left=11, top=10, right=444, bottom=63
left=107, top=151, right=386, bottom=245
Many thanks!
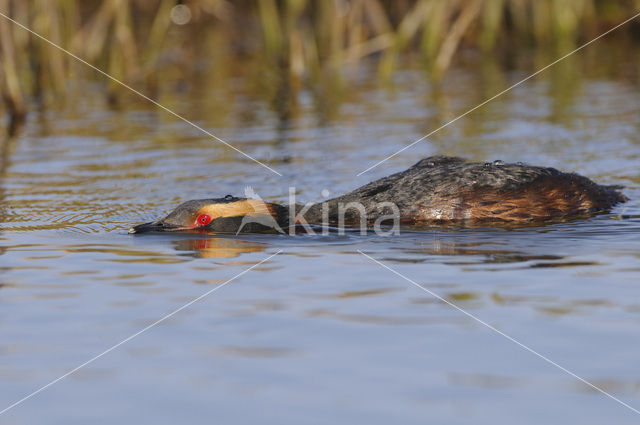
left=129, top=195, right=285, bottom=234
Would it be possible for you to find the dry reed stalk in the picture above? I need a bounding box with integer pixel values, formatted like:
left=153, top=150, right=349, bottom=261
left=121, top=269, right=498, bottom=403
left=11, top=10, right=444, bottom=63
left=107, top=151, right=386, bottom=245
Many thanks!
left=0, top=0, right=26, bottom=125
left=434, top=0, right=484, bottom=76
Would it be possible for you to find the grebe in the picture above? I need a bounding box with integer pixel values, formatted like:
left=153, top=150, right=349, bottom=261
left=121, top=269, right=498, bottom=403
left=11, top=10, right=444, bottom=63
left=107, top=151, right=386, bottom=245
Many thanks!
left=129, top=156, right=627, bottom=233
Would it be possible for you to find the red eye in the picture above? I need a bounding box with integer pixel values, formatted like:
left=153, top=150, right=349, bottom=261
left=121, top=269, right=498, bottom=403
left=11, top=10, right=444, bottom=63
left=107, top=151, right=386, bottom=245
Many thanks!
left=195, top=214, right=212, bottom=226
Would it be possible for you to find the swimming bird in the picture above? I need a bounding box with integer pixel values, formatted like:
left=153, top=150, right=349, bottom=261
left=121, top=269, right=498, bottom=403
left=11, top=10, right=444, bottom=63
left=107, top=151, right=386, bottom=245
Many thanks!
left=129, top=156, right=627, bottom=234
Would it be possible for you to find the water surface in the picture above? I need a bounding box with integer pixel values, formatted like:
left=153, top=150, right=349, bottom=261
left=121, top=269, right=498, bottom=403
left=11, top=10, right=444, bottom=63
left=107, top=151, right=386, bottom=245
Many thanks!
left=1, top=44, right=640, bottom=424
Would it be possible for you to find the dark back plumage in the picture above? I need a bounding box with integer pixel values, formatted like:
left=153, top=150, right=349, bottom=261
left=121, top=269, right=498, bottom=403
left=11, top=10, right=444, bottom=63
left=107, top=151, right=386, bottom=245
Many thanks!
left=306, top=156, right=626, bottom=223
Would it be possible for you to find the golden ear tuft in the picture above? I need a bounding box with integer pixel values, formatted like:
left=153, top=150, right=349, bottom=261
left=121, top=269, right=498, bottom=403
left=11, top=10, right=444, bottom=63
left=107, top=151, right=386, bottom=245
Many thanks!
left=199, top=200, right=274, bottom=219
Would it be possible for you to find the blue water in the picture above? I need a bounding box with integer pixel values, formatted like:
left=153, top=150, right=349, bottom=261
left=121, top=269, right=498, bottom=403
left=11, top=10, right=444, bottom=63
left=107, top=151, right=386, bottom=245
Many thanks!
left=1, top=53, right=640, bottom=424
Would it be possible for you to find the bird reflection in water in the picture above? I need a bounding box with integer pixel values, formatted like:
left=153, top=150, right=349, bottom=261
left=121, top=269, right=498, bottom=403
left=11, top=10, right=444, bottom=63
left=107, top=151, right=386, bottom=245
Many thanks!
left=171, top=237, right=267, bottom=259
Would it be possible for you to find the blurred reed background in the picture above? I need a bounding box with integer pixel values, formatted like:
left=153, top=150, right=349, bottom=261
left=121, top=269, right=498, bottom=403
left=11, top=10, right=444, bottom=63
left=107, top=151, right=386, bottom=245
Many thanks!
left=1, top=0, right=639, bottom=134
